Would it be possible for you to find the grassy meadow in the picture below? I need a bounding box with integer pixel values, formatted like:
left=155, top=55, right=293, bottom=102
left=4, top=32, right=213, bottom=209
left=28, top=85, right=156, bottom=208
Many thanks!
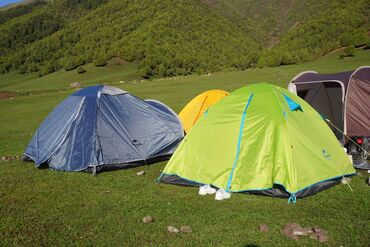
left=0, top=50, right=369, bottom=246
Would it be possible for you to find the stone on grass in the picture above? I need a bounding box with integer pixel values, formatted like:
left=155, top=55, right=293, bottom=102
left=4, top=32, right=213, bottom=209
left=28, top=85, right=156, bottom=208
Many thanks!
left=167, top=225, right=180, bottom=233
left=143, top=216, right=154, bottom=224
left=281, top=223, right=302, bottom=240
left=1, top=156, right=7, bottom=161
left=70, top=82, right=82, bottom=88
left=311, top=227, right=328, bottom=242
left=281, top=224, right=328, bottom=242
left=137, top=170, right=145, bottom=176
left=293, top=226, right=312, bottom=236
left=180, top=226, right=192, bottom=233
left=318, top=234, right=328, bottom=243
left=341, top=177, right=351, bottom=184
left=259, top=224, right=269, bottom=233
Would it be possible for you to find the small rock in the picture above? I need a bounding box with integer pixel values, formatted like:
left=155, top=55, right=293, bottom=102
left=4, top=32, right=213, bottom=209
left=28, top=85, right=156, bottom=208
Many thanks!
left=310, top=234, right=319, bottom=240
left=310, top=227, right=328, bottom=242
left=318, top=234, right=328, bottom=243
left=259, top=224, right=269, bottom=233
left=143, top=215, right=154, bottom=224
left=1, top=156, right=7, bottom=161
left=167, top=225, right=179, bottom=233
left=180, top=226, right=192, bottom=233
left=70, top=82, right=82, bottom=88
left=341, top=177, right=351, bottom=184
left=281, top=223, right=302, bottom=240
left=303, top=227, right=313, bottom=235
left=137, top=170, right=145, bottom=176
left=293, top=226, right=312, bottom=236
left=312, top=227, right=327, bottom=235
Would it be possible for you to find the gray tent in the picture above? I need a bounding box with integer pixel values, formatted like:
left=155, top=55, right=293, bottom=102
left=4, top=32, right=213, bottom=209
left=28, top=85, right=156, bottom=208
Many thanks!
left=288, top=66, right=370, bottom=139
left=24, top=85, right=184, bottom=173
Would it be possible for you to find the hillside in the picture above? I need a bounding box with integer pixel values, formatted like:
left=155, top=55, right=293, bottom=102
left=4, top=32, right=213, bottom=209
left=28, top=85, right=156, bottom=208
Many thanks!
left=0, top=0, right=368, bottom=79
left=205, top=0, right=370, bottom=66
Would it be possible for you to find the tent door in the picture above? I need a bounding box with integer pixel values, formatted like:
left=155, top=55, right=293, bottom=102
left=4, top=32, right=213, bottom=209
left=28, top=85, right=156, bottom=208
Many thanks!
left=295, top=81, right=344, bottom=140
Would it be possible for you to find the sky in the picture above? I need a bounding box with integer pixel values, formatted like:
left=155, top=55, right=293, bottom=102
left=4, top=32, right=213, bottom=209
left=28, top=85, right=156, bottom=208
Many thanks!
left=0, top=0, right=23, bottom=7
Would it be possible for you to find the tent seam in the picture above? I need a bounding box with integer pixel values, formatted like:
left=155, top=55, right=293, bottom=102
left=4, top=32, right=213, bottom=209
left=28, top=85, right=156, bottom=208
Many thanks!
left=226, top=93, right=254, bottom=192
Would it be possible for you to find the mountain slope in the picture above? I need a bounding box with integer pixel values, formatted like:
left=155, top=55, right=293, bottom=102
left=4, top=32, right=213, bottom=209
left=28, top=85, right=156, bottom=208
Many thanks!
left=0, top=0, right=368, bottom=78
left=1, top=0, right=260, bottom=77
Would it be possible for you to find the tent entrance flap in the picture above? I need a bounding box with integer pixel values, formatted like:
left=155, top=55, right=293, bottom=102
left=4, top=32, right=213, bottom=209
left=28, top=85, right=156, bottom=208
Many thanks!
left=294, top=81, right=344, bottom=139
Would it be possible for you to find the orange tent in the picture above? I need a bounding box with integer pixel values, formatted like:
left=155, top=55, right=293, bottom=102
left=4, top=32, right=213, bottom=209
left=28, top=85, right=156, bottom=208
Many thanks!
left=179, top=90, right=229, bottom=133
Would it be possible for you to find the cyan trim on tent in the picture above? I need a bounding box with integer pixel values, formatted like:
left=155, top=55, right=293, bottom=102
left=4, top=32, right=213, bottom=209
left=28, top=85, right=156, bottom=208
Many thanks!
left=283, top=94, right=302, bottom=111
left=226, top=94, right=254, bottom=192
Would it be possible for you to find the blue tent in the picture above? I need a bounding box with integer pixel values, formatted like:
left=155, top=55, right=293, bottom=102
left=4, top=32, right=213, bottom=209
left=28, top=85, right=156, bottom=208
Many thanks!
left=24, top=85, right=184, bottom=172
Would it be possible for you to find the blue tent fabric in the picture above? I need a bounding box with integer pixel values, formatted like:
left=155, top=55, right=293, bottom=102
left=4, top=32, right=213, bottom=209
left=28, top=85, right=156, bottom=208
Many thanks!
left=24, top=85, right=184, bottom=172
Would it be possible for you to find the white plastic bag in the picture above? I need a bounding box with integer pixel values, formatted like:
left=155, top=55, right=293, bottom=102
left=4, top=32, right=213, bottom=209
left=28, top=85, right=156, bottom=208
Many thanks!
left=215, top=189, right=231, bottom=200
left=199, top=185, right=216, bottom=195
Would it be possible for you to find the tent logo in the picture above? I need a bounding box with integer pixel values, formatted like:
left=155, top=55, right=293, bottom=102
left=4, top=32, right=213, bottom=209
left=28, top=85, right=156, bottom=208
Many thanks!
left=322, top=149, right=331, bottom=160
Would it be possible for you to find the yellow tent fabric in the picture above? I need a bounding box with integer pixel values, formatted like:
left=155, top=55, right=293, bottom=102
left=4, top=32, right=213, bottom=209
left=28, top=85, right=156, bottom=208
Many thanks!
left=179, top=90, right=229, bottom=133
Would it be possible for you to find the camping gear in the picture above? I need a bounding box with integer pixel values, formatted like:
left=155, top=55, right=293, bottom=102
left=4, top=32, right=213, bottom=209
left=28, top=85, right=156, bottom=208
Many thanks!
left=288, top=66, right=370, bottom=139
left=24, top=85, right=183, bottom=172
left=179, top=89, right=229, bottom=133
left=158, top=83, right=355, bottom=200
left=288, top=66, right=370, bottom=168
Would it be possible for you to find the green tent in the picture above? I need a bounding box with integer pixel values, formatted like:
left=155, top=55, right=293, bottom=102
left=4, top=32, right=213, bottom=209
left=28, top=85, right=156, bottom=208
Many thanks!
left=158, top=83, right=355, bottom=202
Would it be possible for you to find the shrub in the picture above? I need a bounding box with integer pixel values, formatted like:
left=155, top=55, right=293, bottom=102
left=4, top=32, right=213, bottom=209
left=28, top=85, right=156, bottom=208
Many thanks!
left=93, top=57, right=107, bottom=67
left=18, top=65, right=26, bottom=74
left=339, top=45, right=355, bottom=59
left=340, top=33, right=352, bottom=47
left=40, top=62, right=55, bottom=75
left=77, top=66, right=87, bottom=74
left=64, top=58, right=77, bottom=71
left=364, top=41, right=370, bottom=50
left=280, top=51, right=295, bottom=65
left=351, top=32, right=368, bottom=47
left=27, top=63, right=39, bottom=72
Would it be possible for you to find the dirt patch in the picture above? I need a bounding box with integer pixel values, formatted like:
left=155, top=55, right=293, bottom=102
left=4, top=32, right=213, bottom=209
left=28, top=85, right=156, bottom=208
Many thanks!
left=0, top=91, right=17, bottom=100
left=107, top=57, right=128, bottom=66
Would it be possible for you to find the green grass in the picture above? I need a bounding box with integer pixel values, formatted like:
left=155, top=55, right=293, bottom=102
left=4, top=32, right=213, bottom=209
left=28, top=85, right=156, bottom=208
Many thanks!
left=0, top=50, right=369, bottom=246
left=0, top=59, right=139, bottom=92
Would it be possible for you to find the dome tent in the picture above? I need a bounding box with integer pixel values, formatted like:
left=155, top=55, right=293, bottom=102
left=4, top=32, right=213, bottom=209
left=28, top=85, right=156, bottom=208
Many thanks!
left=158, top=83, right=355, bottom=201
left=24, top=85, right=183, bottom=173
left=288, top=66, right=370, bottom=139
left=179, top=89, right=229, bottom=133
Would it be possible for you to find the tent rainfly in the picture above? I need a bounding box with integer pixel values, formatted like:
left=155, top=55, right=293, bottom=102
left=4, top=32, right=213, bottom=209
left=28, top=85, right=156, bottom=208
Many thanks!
left=179, top=89, right=229, bottom=133
left=288, top=66, right=370, bottom=139
left=158, top=83, right=355, bottom=201
left=24, top=85, right=184, bottom=173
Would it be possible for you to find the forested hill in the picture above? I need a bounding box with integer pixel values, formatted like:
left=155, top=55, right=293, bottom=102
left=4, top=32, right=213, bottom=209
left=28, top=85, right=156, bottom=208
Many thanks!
left=0, top=0, right=369, bottom=78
